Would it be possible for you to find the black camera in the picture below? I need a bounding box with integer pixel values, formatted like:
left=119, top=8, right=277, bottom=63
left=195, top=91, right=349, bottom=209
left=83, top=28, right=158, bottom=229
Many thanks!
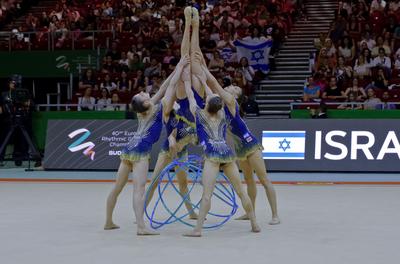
left=3, top=88, right=31, bottom=118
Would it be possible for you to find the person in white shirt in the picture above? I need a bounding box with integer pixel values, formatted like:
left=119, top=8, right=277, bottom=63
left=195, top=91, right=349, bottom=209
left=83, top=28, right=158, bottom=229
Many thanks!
left=96, top=88, right=112, bottom=111
left=78, top=88, right=96, bottom=111
left=371, top=36, right=391, bottom=57
left=359, top=31, right=376, bottom=50
left=373, top=48, right=391, bottom=69
left=100, top=74, right=117, bottom=92
left=370, top=0, right=386, bottom=13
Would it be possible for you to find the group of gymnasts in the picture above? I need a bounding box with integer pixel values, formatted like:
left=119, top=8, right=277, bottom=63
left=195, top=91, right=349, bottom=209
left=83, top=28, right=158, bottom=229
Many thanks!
left=104, top=7, right=279, bottom=237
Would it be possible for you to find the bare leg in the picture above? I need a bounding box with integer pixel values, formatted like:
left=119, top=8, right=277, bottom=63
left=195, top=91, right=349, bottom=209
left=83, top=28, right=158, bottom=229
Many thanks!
left=175, top=157, right=199, bottom=219
left=182, top=6, right=192, bottom=57
left=145, top=153, right=171, bottom=206
left=190, top=6, right=205, bottom=97
left=104, top=160, right=132, bottom=230
left=132, top=159, right=159, bottom=235
left=183, top=160, right=219, bottom=237
left=223, top=162, right=261, bottom=233
left=248, top=149, right=280, bottom=225
left=235, top=160, right=256, bottom=220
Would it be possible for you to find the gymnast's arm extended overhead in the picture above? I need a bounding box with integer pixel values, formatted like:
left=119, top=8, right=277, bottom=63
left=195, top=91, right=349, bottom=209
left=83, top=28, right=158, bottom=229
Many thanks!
left=160, top=55, right=190, bottom=120
left=198, top=57, right=236, bottom=116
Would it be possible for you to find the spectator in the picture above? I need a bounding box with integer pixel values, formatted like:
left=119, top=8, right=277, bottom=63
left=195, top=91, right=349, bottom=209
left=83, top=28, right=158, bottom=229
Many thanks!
left=232, top=70, right=247, bottom=90
left=372, top=47, right=391, bottom=69
left=344, top=78, right=367, bottom=101
left=338, top=92, right=363, bottom=109
left=303, top=76, right=321, bottom=102
left=106, top=41, right=121, bottom=61
left=133, top=69, right=147, bottom=92
left=322, top=77, right=346, bottom=101
left=371, top=36, right=392, bottom=57
left=359, top=31, right=376, bottom=50
left=117, top=71, right=132, bottom=92
left=130, top=53, right=145, bottom=72
left=238, top=57, right=255, bottom=83
left=96, top=88, right=111, bottom=111
left=100, top=74, right=117, bottom=93
left=145, top=75, right=161, bottom=97
left=370, top=0, right=386, bottom=13
left=102, top=55, right=117, bottom=73
left=310, top=103, right=328, bottom=118
left=78, top=87, right=96, bottom=111
left=242, top=95, right=259, bottom=116
left=314, top=33, right=327, bottom=54
left=367, top=67, right=389, bottom=90
left=109, top=93, right=125, bottom=111
left=217, top=32, right=237, bottom=62
left=208, top=50, right=225, bottom=73
left=118, top=51, right=130, bottom=72
left=335, top=56, right=353, bottom=88
left=394, top=48, right=400, bottom=70
left=79, top=68, right=98, bottom=91
left=379, top=91, right=397, bottom=109
left=144, top=58, right=161, bottom=77
left=364, top=88, right=382, bottom=109
left=354, top=54, right=372, bottom=79
left=338, top=36, right=355, bottom=62
left=162, top=48, right=175, bottom=64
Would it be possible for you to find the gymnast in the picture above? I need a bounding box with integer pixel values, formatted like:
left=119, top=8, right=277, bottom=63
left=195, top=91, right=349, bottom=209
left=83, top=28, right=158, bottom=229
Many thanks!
left=145, top=6, right=206, bottom=217
left=104, top=55, right=190, bottom=235
left=182, top=75, right=261, bottom=237
left=196, top=57, right=280, bottom=225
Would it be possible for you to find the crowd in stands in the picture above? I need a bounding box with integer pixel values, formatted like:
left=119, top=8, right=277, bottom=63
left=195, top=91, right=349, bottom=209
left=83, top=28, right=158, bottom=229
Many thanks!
left=305, top=0, right=400, bottom=110
left=48, top=0, right=301, bottom=110
left=0, top=0, right=35, bottom=27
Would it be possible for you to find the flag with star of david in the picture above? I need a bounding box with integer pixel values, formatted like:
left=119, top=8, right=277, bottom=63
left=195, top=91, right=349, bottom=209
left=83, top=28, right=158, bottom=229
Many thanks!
left=233, top=39, right=272, bottom=73
left=262, top=131, right=306, bottom=160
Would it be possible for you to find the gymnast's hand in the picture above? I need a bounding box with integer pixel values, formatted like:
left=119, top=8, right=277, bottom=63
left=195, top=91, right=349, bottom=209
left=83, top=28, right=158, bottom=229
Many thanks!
left=178, top=54, right=190, bottom=68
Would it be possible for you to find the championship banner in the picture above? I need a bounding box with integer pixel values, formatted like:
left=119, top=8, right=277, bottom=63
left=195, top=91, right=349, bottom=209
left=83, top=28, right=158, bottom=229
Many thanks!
left=43, top=120, right=202, bottom=170
left=233, top=38, right=272, bottom=73
left=44, top=119, right=400, bottom=172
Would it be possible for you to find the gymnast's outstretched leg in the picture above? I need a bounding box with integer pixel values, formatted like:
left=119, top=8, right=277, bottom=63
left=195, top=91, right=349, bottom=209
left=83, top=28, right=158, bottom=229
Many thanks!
left=183, top=160, right=219, bottom=237
left=132, top=158, right=159, bottom=235
left=190, top=6, right=205, bottom=97
left=235, top=159, right=257, bottom=220
left=145, top=153, right=172, bottom=206
left=175, top=154, right=198, bottom=219
left=222, top=162, right=261, bottom=233
left=249, top=150, right=280, bottom=225
left=104, top=160, right=132, bottom=230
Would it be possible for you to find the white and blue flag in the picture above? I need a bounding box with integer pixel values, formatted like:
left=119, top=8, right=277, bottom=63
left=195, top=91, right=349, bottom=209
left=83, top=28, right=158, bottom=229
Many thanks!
left=233, top=38, right=272, bottom=73
left=262, top=131, right=306, bottom=160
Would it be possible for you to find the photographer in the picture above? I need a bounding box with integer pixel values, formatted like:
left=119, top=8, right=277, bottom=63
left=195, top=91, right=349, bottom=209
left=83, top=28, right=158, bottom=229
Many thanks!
left=0, top=80, right=35, bottom=166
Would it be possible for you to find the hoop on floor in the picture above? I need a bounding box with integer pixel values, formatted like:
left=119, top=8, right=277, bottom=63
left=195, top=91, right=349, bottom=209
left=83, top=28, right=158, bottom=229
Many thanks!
left=144, top=155, right=238, bottom=229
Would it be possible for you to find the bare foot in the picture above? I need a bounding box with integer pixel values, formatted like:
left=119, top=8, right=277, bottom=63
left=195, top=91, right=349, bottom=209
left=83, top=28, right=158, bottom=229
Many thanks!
left=235, top=214, right=250, bottom=220
left=251, top=222, right=261, bottom=233
left=191, top=7, right=199, bottom=27
left=137, top=227, right=160, bottom=236
left=183, top=229, right=202, bottom=237
left=184, top=6, right=192, bottom=21
left=269, top=216, right=281, bottom=225
left=104, top=222, right=120, bottom=230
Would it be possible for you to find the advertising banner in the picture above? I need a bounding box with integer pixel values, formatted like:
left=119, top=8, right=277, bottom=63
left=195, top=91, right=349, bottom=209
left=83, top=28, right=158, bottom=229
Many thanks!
left=44, top=119, right=400, bottom=172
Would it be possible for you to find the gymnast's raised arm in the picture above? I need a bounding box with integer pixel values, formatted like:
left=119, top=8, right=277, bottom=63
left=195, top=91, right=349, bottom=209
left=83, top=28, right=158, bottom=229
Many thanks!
left=199, top=61, right=236, bottom=116
left=160, top=55, right=190, bottom=120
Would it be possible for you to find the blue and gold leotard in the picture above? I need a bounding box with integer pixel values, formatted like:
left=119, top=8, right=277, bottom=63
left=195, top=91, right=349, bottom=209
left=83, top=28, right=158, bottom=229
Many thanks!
left=120, top=103, right=163, bottom=162
left=224, top=102, right=262, bottom=160
left=195, top=106, right=234, bottom=164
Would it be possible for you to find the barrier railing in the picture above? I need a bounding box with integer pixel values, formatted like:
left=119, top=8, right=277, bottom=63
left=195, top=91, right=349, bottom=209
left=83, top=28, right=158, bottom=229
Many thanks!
left=36, top=103, right=128, bottom=111
left=290, top=101, right=400, bottom=110
left=0, top=29, right=115, bottom=51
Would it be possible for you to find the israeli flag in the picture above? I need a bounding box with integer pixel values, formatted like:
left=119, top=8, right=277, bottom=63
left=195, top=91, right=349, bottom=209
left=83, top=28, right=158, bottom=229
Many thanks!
left=262, top=131, right=306, bottom=160
left=233, top=39, right=272, bottom=73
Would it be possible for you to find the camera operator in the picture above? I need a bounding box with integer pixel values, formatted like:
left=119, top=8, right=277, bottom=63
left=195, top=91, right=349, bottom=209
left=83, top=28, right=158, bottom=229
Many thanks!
left=1, top=80, right=35, bottom=166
